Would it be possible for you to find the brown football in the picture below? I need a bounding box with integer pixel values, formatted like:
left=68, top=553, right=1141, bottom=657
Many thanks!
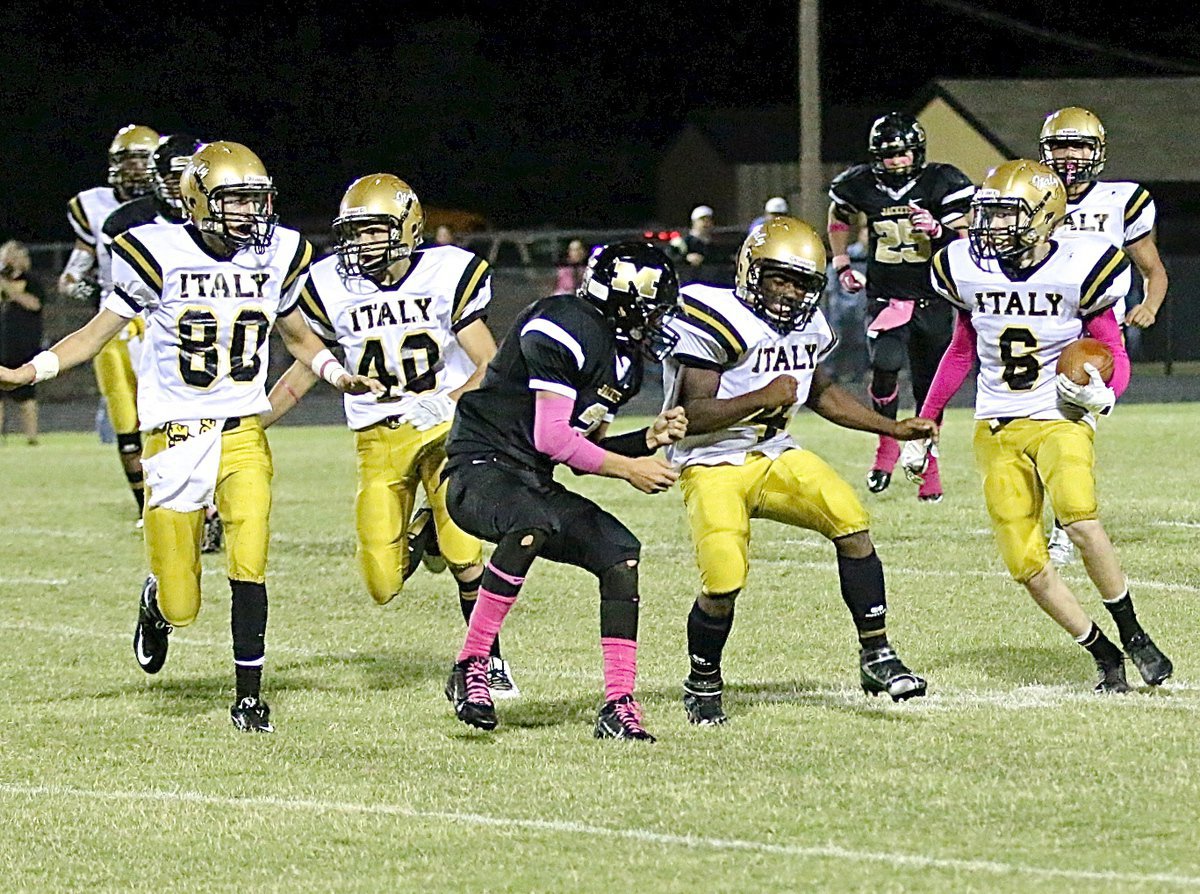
left=1056, top=337, right=1114, bottom=385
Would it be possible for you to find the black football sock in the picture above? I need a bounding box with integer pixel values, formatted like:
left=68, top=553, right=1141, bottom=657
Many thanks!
left=687, top=599, right=734, bottom=682
left=230, top=579, right=267, bottom=700
left=836, top=550, right=889, bottom=650
left=1102, top=590, right=1145, bottom=647
left=1077, top=622, right=1123, bottom=664
left=457, top=573, right=501, bottom=658
left=126, top=470, right=145, bottom=513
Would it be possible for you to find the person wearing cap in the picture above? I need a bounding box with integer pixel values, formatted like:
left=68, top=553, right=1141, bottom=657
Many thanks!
left=748, top=196, right=790, bottom=232
left=670, top=205, right=715, bottom=269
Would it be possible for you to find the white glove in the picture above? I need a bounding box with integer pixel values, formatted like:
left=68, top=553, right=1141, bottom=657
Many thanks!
left=908, top=204, right=943, bottom=239
left=399, top=393, right=456, bottom=431
left=899, top=438, right=937, bottom=484
left=1056, top=363, right=1115, bottom=416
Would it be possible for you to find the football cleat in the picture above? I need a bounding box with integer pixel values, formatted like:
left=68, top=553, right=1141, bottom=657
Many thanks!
left=487, top=656, right=521, bottom=700
left=1047, top=525, right=1075, bottom=567
left=595, top=694, right=656, bottom=741
left=860, top=645, right=927, bottom=701
left=200, top=513, right=224, bottom=554
left=682, top=676, right=727, bottom=725
left=134, top=518, right=145, bottom=533
left=917, top=455, right=943, bottom=503
left=866, top=470, right=891, bottom=494
left=1094, top=656, right=1132, bottom=694
left=230, top=696, right=274, bottom=733
left=446, top=657, right=497, bottom=730
left=1124, top=632, right=1173, bottom=686
left=133, top=574, right=171, bottom=675
left=405, top=506, right=446, bottom=579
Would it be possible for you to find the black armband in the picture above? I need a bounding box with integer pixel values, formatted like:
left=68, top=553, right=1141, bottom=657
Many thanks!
left=599, top=427, right=656, bottom=458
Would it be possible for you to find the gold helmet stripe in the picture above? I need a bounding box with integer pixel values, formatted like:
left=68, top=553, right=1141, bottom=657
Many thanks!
left=1123, top=187, right=1152, bottom=224
left=1079, top=245, right=1130, bottom=310
left=111, top=232, right=163, bottom=294
left=681, top=296, right=748, bottom=360
left=930, top=248, right=962, bottom=306
left=297, top=279, right=334, bottom=332
left=67, top=195, right=93, bottom=244
left=282, top=238, right=315, bottom=292
left=452, top=256, right=490, bottom=323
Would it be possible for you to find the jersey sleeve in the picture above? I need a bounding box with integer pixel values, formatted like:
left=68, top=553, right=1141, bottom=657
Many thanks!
left=1079, top=244, right=1132, bottom=316
left=1123, top=186, right=1156, bottom=244
left=935, top=167, right=975, bottom=224
left=678, top=291, right=747, bottom=369
left=67, top=194, right=93, bottom=245
left=294, top=274, right=338, bottom=344
left=812, top=311, right=839, bottom=362
left=278, top=237, right=315, bottom=314
left=827, top=168, right=863, bottom=218
left=668, top=317, right=727, bottom=370
left=519, top=315, right=587, bottom=399
left=451, top=255, right=491, bottom=331
left=104, top=242, right=159, bottom=318
left=929, top=247, right=968, bottom=309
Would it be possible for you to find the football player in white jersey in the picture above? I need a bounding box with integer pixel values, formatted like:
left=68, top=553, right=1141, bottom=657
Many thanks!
left=0, top=141, right=383, bottom=732
left=263, top=174, right=520, bottom=697
left=662, top=217, right=938, bottom=724
left=908, top=159, right=1172, bottom=692
left=59, top=124, right=160, bottom=524
left=1038, top=106, right=1170, bottom=567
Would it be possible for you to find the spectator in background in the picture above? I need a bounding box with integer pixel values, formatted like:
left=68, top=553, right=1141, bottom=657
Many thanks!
left=670, top=205, right=714, bottom=269
left=748, top=196, right=790, bottom=232
left=823, top=229, right=869, bottom=384
left=0, top=240, right=44, bottom=444
left=554, top=238, right=588, bottom=294
left=435, top=224, right=457, bottom=246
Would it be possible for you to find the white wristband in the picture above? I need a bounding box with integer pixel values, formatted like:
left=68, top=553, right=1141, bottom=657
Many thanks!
left=30, top=350, right=60, bottom=383
left=310, top=349, right=348, bottom=387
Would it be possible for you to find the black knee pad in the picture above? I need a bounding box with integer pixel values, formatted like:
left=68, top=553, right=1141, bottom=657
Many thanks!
left=599, top=559, right=640, bottom=603
left=117, top=432, right=143, bottom=455
left=599, top=559, right=640, bottom=641
left=869, top=335, right=906, bottom=375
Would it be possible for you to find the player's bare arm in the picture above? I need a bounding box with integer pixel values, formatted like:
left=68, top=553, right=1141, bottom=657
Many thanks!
left=275, top=307, right=384, bottom=396
left=0, top=307, right=128, bottom=389
left=448, top=318, right=497, bottom=401
left=57, top=238, right=97, bottom=298
left=1123, top=229, right=1168, bottom=328
left=805, top=365, right=938, bottom=441
left=262, top=360, right=320, bottom=428
left=674, top=364, right=793, bottom=436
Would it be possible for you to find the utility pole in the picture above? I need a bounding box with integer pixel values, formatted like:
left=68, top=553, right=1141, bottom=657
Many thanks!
left=798, top=0, right=823, bottom=229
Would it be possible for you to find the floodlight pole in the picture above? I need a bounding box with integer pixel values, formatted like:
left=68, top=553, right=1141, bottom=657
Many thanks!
left=798, top=0, right=823, bottom=229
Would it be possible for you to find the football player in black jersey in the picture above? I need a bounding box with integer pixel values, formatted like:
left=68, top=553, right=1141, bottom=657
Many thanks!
left=444, top=242, right=687, bottom=741
left=828, top=112, right=974, bottom=502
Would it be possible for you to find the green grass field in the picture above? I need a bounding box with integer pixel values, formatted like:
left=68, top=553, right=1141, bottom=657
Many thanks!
left=2, top=405, right=1199, bottom=893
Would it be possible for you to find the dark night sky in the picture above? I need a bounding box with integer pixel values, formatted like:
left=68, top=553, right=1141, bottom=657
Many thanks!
left=0, top=0, right=1195, bottom=240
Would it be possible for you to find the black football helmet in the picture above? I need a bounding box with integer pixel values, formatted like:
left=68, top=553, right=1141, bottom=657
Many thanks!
left=152, top=134, right=203, bottom=217
left=868, top=112, right=927, bottom=187
left=580, top=242, right=681, bottom=360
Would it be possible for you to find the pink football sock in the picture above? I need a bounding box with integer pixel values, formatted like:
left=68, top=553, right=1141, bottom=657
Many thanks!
left=458, top=588, right=517, bottom=662
left=601, top=637, right=638, bottom=703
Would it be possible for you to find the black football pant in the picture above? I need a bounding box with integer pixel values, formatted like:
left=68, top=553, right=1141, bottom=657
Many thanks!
left=865, top=297, right=954, bottom=421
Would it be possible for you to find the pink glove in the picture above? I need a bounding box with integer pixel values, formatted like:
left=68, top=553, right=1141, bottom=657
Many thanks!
left=909, top=204, right=942, bottom=239
left=833, top=254, right=865, bottom=293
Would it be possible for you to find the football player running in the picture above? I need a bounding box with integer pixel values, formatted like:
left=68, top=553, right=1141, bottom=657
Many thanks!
left=828, top=112, right=974, bottom=502
left=263, top=174, right=520, bottom=697
left=1038, top=107, right=1170, bottom=567
left=664, top=217, right=937, bottom=725
left=443, top=242, right=686, bottom=741
left=906, top=160, right=1172, bottom=692
left=59, top=124, right=160, bottom=525
left=100, top=133, right=225, bottom=554
left=0, top=141, right=383, bottom=731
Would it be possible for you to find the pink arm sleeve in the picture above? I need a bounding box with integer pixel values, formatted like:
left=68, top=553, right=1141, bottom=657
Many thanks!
left=1083, top=309, right=1131, bottom=399
left=533, top=392, right=607, bottom=474
left=919, top=311, right=977, bottom=420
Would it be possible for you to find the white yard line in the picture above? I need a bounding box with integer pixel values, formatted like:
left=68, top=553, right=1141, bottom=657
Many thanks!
left=0, top=782, right=1197, bottom=888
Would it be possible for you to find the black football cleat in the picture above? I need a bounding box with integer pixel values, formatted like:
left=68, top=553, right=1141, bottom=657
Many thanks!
left=1124, top=633, right=1173, bottom=686
left=595, top=694, right=656, bottom=741
left=133, top=574, right=171, bottom=675
left=866, top=470, right=892, bottom=494
left=1094, top=656, right=1132, bottom=694
left=200, top=513, right=224, bottom=554
left=860, top=645, right=927, bottom=701
left=230, top=696, right=275, bottom=733
left=682, top=676, right=728, bottom=725
left=446, top=657, right=497, bottom=730
left=405, top=506, right=446, bottom=579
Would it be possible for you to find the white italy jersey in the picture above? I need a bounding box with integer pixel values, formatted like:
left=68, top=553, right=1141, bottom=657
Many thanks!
left=297, top=246, right=491, bottom=431
left=662, top=283, right=837, bottom=468
left=103, top=223, right=313, bottom=430
left=930, top=237, right=1130, bottom=422
left=67, top=186, right=122, bottom=293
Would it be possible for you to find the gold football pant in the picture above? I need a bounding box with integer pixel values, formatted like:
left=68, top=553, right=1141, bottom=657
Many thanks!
left=973, top=418, right=1098, bottom=583
left=354, top=419, right=483, bottom=604
left=143, top=417, right=273, bottom=626
left=92, top=320, right=143, bottom=435
left=680, top=450, right=871, bottom=595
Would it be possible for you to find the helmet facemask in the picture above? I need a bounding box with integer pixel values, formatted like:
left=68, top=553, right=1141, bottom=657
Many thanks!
left=334, top=214, right=413, bottom=278
left=1039, top=136, right=1105, bottom=187
left=154, top=156, right=193, bottom=216
left=745, top=259, right=825, bottom=333
left=109, top=150, right=155, bottom=199
left=203, top=185, right=278, bottom=253
left=968, top=197, right=1046, bottom=271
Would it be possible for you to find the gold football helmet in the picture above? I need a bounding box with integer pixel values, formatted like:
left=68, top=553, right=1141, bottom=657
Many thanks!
left=1039, top=107, right=1106, bottom=186
left=735, top=216, right=827, bottom=332
left=333, top=174, right=424, bottom=277
left=108, top=124, right=160, bottom=199
left=180, top=141, right=278, bottom=252
left=968, top=159, right=1065, bottom=267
